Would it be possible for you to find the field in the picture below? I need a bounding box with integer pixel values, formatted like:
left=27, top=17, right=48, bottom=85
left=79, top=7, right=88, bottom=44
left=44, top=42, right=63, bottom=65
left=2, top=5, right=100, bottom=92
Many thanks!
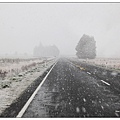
left=79, top=58, right=120, bottom=72
left=0, top=57, right=56, bottom=114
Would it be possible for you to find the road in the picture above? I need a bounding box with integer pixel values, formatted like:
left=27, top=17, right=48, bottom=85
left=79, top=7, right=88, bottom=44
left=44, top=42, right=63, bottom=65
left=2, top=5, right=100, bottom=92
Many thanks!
left=22, top=58, right=120, bottom=117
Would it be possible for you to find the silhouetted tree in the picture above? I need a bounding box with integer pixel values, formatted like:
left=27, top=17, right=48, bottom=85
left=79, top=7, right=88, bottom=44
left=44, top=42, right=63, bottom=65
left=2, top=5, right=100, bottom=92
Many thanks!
left=76, top=34, right=96, bottom=59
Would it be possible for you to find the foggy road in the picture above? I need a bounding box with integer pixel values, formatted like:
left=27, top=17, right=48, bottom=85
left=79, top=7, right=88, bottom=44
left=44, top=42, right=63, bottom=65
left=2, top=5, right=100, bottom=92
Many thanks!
left=1, top=3, right=120, bottom=118
left=22, top=58, right=120, bottom=117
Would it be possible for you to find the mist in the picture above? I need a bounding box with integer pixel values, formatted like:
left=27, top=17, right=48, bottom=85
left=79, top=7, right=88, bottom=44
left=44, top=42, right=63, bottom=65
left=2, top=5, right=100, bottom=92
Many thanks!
left=0, top=3, right=120, bottom=58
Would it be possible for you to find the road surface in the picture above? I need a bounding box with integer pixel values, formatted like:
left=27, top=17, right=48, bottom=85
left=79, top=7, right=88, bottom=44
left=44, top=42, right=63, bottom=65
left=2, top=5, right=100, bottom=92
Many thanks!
left=22, top=58, right=120, bottom=117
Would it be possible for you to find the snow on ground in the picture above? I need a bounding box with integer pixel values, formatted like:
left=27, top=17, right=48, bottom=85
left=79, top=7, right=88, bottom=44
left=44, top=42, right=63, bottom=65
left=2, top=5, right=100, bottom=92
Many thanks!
left=78, top=58, right=120, bottom=71
left=0, top=57, right=56, bottom=115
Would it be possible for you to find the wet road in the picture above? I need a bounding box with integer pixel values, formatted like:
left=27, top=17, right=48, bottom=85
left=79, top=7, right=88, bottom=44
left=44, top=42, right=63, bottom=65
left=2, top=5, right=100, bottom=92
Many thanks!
left=23, top=58, right=120, bottom=117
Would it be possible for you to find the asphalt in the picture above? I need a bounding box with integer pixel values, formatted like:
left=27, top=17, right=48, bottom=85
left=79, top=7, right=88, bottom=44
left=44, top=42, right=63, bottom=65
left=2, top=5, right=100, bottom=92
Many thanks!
left=22, top=58, right=120, bottom=117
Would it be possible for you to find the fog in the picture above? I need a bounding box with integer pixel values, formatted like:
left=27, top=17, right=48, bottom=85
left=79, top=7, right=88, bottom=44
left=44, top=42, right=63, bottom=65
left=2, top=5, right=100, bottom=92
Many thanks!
left=0, top=3, right=120, bottom=58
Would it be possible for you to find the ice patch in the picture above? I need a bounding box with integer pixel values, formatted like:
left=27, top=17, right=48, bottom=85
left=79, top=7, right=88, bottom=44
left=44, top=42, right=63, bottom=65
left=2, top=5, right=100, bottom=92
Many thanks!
left=82, top=107, right=86, bottom=113
left=101, top=105, right=104, bottom=110
left=111, top=71, right=118, bottom=76
left=76, top=107, right=80, bottom=113
left=62, top=87, right=65, bottom=90
left=115, top=110, right=120, bottom=113
left=83, top=98, right=86, bottom=102
left=87, top=72, right=91, bottom=75
left=115, top=112, right=119, bottom=117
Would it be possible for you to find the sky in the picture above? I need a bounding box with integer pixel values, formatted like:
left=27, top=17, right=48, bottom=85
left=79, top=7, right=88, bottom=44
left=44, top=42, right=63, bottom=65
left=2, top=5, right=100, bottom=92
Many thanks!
left=0, top=3, right=120, bottom=57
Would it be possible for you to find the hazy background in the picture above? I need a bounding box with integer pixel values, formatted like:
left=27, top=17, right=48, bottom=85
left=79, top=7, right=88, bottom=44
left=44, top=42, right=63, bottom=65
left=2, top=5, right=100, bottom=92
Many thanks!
left=0, top=3, right=120, bottom=58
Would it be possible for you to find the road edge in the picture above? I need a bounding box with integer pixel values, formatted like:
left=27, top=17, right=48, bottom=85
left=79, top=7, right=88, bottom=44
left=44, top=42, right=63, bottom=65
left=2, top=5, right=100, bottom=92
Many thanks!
left=16, top=61, right=57, bottom=118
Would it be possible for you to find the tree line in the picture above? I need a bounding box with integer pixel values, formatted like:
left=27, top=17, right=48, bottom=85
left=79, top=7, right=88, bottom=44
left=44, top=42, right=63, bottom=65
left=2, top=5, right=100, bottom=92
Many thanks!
left=33, top=42, right=60, bottom=57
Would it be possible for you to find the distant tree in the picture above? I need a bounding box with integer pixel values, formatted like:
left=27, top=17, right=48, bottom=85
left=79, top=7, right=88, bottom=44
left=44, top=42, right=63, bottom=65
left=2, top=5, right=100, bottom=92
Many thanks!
left=76, top=34, right=96, bottom=59
left=33, top=42, right=60, bottom=57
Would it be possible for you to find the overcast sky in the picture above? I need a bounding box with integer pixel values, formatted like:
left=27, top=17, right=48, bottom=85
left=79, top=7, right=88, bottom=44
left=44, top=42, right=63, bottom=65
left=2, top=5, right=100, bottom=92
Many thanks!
left=0, top=3, right=120, bottom=57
